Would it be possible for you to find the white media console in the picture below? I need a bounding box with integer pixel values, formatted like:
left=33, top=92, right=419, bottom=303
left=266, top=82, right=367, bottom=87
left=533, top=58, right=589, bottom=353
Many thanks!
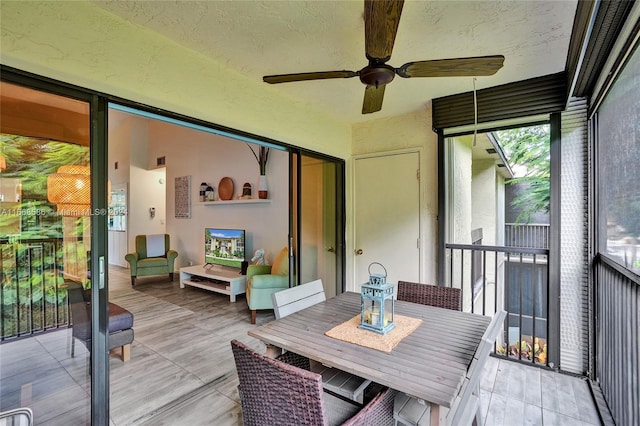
left=179, top=264, right=247, bottom=302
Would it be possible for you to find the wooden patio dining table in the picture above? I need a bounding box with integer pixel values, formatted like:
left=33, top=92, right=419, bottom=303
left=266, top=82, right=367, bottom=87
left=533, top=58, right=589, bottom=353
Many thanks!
left=248, top=291, right=492, bottom=425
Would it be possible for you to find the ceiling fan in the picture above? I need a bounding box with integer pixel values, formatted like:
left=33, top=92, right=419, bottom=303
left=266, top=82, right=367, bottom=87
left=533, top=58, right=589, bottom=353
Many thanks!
left=263, top=0, right=504, bottom=114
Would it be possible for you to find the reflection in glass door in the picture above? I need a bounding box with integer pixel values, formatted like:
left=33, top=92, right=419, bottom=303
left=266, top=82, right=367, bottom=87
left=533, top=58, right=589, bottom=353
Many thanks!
left=0, top=81, right=93, bottom=423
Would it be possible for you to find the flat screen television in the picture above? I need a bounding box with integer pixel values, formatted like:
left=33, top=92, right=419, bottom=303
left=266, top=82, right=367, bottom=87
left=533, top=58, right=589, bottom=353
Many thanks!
left=204, top=228, right=246, bottom=269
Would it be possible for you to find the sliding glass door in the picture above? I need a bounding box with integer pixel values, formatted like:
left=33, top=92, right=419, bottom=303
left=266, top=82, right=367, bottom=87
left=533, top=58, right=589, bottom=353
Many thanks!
left=1, top=74, right=109, bottom=424
left=292, top=152, right=345, bottom=295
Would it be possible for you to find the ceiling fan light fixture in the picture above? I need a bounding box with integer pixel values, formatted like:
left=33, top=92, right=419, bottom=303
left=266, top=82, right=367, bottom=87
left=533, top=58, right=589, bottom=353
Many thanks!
left=359, top=63, right=395, bottom=87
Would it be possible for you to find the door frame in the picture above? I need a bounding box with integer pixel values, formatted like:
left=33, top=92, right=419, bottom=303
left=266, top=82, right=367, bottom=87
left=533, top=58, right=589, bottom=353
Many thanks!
left=436, top=120, right=561, bottom=369
left=350, top=147, right=425, bottom=290
left=290, top=149, right=346, bottom=292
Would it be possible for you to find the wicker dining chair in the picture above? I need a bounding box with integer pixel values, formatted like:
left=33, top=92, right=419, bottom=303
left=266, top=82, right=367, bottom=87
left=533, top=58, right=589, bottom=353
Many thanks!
left=397, top=280, right=462, bottom=311
left=230, top=339, right=396, bottom=426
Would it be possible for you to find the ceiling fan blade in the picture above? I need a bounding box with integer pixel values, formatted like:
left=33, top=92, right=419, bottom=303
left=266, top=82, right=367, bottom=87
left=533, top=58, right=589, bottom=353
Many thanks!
left=263, top=70, right=358, bottom=84
left=362, top=84, right=386, bottom=114
left=396, top=55, right=505, bottom=78
left=364, top=0, right=404, bottom=62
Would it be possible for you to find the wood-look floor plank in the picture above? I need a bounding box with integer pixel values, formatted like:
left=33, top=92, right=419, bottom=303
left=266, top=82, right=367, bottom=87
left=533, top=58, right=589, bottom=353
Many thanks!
left=136, top=385, right=241, bottom=426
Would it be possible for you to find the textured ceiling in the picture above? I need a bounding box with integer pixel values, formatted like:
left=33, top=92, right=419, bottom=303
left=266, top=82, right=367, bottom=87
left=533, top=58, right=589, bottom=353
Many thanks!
left=93, top=0, right=578, bottom=124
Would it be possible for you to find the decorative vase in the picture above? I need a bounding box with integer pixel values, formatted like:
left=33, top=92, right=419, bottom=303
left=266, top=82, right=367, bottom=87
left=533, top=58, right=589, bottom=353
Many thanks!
left=258, top=175, right=268, bottom=199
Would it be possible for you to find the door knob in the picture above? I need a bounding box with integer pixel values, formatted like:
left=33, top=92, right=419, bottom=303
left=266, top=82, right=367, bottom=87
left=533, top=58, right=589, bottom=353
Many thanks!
left=355, top=249, right=363, bottom=255
left=327, top=247, right=335, bottom=253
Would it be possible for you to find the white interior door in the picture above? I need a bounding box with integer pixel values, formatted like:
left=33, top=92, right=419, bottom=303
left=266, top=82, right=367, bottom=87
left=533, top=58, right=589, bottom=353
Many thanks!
left=354, top=151, right=420, bottom=287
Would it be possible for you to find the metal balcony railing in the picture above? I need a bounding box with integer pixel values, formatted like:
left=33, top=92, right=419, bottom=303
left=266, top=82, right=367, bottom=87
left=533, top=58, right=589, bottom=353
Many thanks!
left=446, top=243, right=550, bottom=367
left=505, top=223, right=549, bottom=249
left=0, top=238, right=74, bottom=341
left=594, top=254, right=640, bottom=426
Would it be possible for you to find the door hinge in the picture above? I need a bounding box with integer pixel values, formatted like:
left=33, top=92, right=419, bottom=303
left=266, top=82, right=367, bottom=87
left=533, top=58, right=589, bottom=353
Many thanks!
left=416, top=169, right=420, bottom=180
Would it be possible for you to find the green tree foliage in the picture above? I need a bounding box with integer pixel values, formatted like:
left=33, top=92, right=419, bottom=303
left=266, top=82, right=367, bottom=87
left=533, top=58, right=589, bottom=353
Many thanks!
left=495, top=125, right=550, bottom=224
left=1, top=135, right=88, bottom=337
left=0, top=135, right=89, bottom=238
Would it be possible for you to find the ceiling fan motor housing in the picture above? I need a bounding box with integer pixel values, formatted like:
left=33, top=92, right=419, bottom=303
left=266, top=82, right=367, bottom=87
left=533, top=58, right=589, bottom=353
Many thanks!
left=359, top=63, right=395, bottom=87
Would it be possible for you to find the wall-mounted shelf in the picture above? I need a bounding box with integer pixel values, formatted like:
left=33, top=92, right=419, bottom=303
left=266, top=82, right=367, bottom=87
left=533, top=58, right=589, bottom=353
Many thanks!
left=200, top=199, right=270, bottom=205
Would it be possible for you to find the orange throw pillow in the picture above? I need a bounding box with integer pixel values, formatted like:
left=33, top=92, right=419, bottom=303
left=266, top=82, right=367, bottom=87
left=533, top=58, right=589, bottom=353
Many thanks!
left=271, top=247, right=289, bottom=276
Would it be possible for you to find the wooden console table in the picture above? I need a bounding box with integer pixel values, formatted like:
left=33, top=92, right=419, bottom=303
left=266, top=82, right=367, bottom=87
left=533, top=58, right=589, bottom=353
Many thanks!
left=179, top=265, right=246, bottom=302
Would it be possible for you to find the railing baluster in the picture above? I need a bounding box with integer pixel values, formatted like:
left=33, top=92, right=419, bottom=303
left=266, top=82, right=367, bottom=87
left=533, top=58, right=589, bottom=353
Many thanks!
left=505, top=250, right=511, bottom=355
left=518, top=252, right=523, bottom=361
left=17, top=247, right=23, bottom=337
left=29, top=246, right=34, bottom=335
left=460, top=249, right=465, bottom=310
left=494, top=249, right=499, bottom=351
left=482, top=250, right=486, bottom=315
left=532, top=253, right=537, bottom=364
left=470, top=248, right=475, bottom=313
left=449, top=246, right=456, bottom=290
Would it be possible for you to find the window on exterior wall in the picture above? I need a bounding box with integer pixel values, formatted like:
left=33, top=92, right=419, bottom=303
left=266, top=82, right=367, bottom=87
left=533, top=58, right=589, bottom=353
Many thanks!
left=597, top=43, right=640, bottom=274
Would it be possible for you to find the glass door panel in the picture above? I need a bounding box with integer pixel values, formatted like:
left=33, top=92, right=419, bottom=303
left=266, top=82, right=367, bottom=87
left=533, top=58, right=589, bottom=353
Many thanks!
left=299, top=155, right=340, bottom=296
left=0, top=81, right=92, bottom=424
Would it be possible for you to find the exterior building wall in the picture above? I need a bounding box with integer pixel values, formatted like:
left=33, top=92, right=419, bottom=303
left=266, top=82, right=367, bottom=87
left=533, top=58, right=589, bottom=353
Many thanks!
left=447, top=136, right=473, bottom=308
left=471, top=159, right=497, bottom=246
left=450, top=137, right=473, bottom=246
left=496, top=173, right=506, bottom=246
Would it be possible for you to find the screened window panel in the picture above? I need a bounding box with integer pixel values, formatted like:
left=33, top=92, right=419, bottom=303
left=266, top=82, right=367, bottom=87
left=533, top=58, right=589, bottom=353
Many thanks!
left=597, top=44, right=640, bottom=274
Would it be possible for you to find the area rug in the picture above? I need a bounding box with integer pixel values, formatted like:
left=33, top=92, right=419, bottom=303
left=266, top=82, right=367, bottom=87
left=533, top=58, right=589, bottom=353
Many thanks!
left=325, top=314, right=422, bottom=353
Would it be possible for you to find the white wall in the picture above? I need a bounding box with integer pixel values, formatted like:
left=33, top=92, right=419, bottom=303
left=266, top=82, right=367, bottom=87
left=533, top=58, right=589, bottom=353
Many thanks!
left=108, top=113, right=167, bottom=252
left=145, top=119, right=288, bottom=268
left=107, top=112, right=288, bottom=267
left=108, top=119, right=130, bottom=187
